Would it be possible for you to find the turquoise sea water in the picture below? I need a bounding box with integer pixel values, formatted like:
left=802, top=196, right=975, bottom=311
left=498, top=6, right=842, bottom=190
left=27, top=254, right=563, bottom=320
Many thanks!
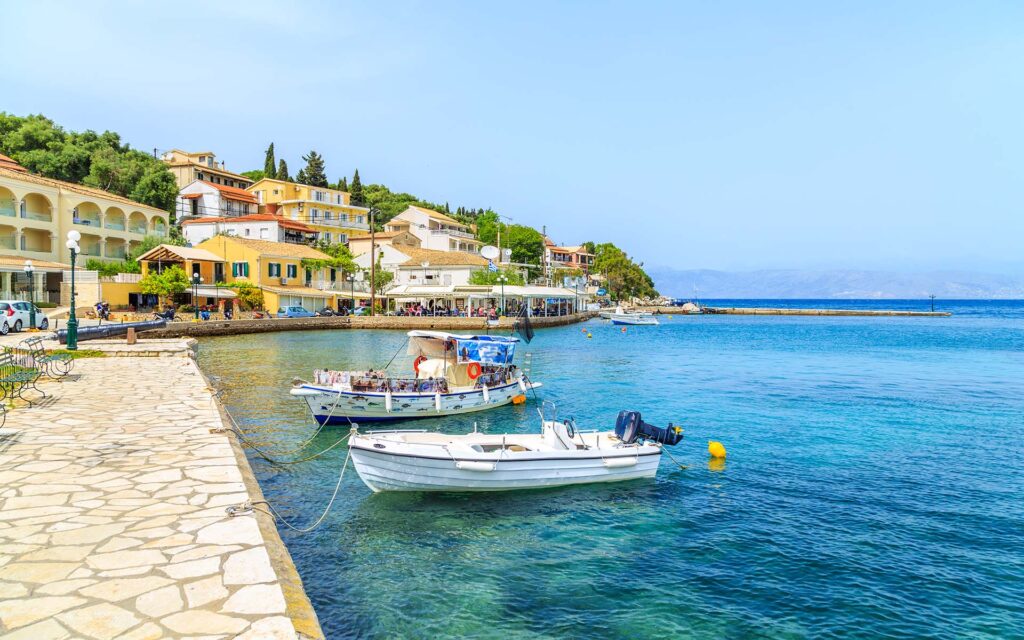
left=196, top=300, right=1024, bottom=639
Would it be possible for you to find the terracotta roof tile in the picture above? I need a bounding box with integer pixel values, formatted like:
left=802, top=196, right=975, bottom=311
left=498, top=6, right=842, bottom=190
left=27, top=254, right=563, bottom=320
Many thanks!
left=0, top=154, right=27, bottom=173
left=198, top=180, right=258, bottom=203
left=394, top=246, right=489, bottom=267
left=0, top=167, right=166, bottom=212
left=201, top=236, right=332, bottom=260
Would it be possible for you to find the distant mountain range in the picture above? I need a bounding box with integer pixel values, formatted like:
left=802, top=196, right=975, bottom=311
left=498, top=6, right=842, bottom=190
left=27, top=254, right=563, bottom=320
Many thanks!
left=648, top=268, right=1024, bottom=299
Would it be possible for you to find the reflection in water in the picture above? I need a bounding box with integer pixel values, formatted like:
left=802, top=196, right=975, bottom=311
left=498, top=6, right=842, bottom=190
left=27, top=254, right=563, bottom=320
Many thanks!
left=707, top=458, right=727, bottom=473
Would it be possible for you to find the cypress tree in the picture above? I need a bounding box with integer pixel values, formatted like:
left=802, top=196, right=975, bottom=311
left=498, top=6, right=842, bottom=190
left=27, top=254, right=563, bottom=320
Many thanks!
left=350, top=169, right=365, bottom=206
left=296, top=150, right=328, bottom=187
left=444, top=201, right=450, bottom=214
left=277, top=159, right=289, bottom=181
left=337, top=176, right=348, bottom=192
left=263, top=143, right=276, bottom=179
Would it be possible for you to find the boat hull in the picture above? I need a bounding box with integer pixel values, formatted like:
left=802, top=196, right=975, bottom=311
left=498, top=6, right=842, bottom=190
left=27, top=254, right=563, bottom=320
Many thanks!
left=349, top=443, right=661, bottom=492
left=292, top=380, right=538, bottom=424
left=610, top=316, right=659, bottom=326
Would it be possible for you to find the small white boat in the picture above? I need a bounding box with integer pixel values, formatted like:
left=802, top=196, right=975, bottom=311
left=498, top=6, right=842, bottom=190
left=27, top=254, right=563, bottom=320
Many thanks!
left=290, top=330, right=541, bottom=424
left=606, top=305, right=659, bottom=326
left=348, top=405, right=684, bottom=492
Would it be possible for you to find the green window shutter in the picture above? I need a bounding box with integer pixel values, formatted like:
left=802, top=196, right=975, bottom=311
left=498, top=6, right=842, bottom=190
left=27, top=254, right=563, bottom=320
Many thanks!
left=244, top=263, right=250, bottom=277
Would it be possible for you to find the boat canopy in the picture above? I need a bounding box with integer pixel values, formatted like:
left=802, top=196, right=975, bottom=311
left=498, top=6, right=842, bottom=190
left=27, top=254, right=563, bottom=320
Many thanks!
left=407, top=330, right=518, bottom=365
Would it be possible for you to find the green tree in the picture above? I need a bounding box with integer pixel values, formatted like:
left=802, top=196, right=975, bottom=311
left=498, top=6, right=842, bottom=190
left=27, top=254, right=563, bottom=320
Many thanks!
left=277, top=159, right=289, bottom=181
left=241, top=169, right=265, bottom=182
left=307, top=240, right=358, bottom=275
left=336, top=176, right=348, bottom=192
left=225, top=281, right=264, bottom=310
left=129, top=164, right=178, bottom=214
left=503, top=224, right=545, bottom=275
left=592, top=243, right=658, bottom=301
left=139, top=265, right=190, bottom=305
left=263, top=142, right=276, bottom=179
left=349, top=169, right=365, bottom=206
left=366, top=254, right=394, bottom=296
left=296, top=150, right=328, bottom=187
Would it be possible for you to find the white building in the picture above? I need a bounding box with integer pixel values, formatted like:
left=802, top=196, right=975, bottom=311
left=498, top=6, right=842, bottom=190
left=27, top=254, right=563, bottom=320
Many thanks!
left=176, top=179, right=258, bottom=222
left=384, top=206, right=481, bottom=253
left=353, top=245, right=488, bottom=287
left=180, top=214, right=318, bottom=246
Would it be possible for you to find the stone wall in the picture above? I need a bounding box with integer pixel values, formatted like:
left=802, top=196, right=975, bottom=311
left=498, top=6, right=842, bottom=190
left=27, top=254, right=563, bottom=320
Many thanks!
left=138, top=312, right=597, bottom=339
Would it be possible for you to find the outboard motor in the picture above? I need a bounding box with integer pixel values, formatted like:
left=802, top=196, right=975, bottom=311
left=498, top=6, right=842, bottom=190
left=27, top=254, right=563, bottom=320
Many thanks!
left=615, top=411, right=684, bottom=446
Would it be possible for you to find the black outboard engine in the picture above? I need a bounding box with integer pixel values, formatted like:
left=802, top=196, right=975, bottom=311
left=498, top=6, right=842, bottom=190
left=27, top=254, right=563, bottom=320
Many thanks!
left=615, top=411, right=684, bottom=446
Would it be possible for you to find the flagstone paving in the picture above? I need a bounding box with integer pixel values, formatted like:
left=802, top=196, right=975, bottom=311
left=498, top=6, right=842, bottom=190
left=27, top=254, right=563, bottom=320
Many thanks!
left=0, top=350, right=310, bottom=639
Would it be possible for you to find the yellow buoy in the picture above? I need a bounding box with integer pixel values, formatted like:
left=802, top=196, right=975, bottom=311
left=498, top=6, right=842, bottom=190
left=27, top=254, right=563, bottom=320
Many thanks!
left=708, top=440, right=727, bottom=459
left=586, top=332, right=593, bottom=339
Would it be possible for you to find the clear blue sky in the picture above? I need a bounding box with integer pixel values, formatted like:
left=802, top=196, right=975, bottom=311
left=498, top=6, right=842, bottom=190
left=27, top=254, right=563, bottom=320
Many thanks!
left=3, top=1, right=1021, bottom=274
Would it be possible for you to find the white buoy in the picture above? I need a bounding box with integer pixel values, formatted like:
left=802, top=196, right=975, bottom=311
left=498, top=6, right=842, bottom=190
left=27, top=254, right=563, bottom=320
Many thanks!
left=434, top=391, right=442, bottom=412
left=384, top=390, right=393, bottom=413
left=482, top=384, right=490, bottom=403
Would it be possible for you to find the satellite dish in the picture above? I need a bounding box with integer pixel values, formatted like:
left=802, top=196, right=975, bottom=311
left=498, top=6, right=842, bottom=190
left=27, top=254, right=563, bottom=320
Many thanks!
left=503, top=248, right=512, bottom=259
left=481, top=245, right=499, bottom=260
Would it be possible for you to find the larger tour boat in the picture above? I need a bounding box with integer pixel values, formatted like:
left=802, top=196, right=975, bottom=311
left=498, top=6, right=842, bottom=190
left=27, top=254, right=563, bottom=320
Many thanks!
left=290, top=330, right=541, bottom=424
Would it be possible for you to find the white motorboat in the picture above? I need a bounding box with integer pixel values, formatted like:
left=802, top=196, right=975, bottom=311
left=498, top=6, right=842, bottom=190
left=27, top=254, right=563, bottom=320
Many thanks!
left=605, top=305, right=659, bottom=326
left=348, top=405, right=684, bottom=492
left=290, top=330, right=541, bottom=424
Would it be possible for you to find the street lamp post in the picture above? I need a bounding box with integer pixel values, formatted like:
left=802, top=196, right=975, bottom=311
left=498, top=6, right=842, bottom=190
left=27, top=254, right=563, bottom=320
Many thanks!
left=192, top=273, right=203, bottom=320
left=498, top=274, right=508, bottom=316
left=65, top=231, right=81, bottom=350
left=574, top=280, right=579, bottom=316
left=23, top=260, right=36, bottom=329
left=347, top=274, right=355, bottom=312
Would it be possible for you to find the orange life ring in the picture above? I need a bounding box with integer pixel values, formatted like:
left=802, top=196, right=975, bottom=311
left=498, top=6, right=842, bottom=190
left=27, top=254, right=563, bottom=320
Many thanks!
left=466, top=362, right=482, bottom=380
left=413, top=355, right=427, bottom=374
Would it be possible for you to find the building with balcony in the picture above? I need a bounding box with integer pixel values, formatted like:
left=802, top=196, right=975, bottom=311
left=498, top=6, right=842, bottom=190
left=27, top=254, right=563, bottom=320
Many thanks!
left=544, top=237, right=595, bottom=276
left=196, top=235, right=342, bottom=311
left=247, top=179, right=371, bottom=246
left=160, top=150, right=254, bottom=190
left=354, top=245, right=488, bottom=287
left=181, top=214, right=319, bottom=246
left=0, top=153, right=170, bottom=274
left=384, top=205, right=482, bottom=253
left=175, top=179, right=259, bottom=222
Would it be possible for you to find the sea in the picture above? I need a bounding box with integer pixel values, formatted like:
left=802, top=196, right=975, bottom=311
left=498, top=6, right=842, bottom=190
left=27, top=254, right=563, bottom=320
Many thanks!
left=196, top=300, right=1024, bottom=639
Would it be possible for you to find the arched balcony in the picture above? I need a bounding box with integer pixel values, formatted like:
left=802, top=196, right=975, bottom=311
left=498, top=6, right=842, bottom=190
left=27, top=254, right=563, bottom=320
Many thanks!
left=73, top=201, right=102, bottom=228
left=151, top=215, right=167, bottom=236
left=0, top=187, right=16, bottom=219
left=78, top=233, right=103, bottom=258
left=22, top=228, right=53, bottom=254
left=22, top=193, right=53, bottom=222
left=128, top=212, right=148, bottom=235
left=104, top=237, right=128, bottom=260
left=105, top=206, right=126, bottom=231
left=0, top=224, right=16, bottom=251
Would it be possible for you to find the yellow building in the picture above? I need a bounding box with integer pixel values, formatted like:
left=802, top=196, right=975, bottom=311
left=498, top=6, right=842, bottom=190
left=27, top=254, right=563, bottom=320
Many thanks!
left=0, top=153, right=170, bottom=301
left=160, top=150, right=254, bottom=190
left=197, top=235, right=342, bottom=311
left=247, top=179, right=371, bottom=246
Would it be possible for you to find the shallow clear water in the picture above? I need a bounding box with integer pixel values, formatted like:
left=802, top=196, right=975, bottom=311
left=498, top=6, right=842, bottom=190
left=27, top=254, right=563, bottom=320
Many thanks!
left=197, top=301, right=1024, bottom=639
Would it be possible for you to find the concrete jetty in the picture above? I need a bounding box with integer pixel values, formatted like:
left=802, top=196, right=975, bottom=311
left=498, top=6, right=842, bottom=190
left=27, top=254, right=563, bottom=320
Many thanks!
left=0, top=340, right=322, bottom=639
left=637, top=306, right=950, bottom=317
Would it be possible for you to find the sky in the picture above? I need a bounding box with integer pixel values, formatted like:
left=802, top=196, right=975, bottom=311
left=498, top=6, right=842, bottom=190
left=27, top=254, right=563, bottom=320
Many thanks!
left=2, top=1, right=1022, bottom=275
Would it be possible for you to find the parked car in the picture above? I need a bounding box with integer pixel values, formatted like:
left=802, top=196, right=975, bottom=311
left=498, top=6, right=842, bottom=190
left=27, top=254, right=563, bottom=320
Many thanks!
left=0, top=300, right=48, bottom=333
left=317, top=307, right=335, bottom=317
left=276, top=306, right=316, bottom=318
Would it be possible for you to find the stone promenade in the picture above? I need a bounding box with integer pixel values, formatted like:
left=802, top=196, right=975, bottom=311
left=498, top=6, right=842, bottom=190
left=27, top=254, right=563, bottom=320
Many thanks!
left=0, top=343, right=321, bottom=639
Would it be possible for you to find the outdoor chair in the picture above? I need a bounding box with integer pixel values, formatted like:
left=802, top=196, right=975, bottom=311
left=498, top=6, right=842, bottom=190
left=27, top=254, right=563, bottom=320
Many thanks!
left=0, top=351, right=43, bottom=407
left=21, top=337, right=74, bottom=379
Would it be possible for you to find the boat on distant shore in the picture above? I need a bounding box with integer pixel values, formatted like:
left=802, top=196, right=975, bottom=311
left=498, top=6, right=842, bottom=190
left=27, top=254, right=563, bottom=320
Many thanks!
left=602, top=305, right=660, bottom=325
left=290, top=330, right=541, bottom=424
left=348, top=404, right=684, bottom=492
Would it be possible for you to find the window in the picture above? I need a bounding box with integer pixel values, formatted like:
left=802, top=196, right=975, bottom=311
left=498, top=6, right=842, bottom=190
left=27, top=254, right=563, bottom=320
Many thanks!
left=268, top=263, right=281, bottom=277
left=310, top=208, right=319, bottom=220
left=324, top=232, right=332, bottom=243
left=260, top=228, right=269, bottom=239
left=356, top=215, right=364, bottom=224
left=231, top=262, right=249, bottom=277
left=340, top=213, right=348, bottom=222
left=273, top=189, right=279, bottom=195
left=244, top=228, right=251, bottom=236
left=339, top=233, right=348, bottom=244
left=330, top=268, right=337, bottom=282
left=324, top=210, right=332, bottom=220
left=286, top=264, right=297, bottom=278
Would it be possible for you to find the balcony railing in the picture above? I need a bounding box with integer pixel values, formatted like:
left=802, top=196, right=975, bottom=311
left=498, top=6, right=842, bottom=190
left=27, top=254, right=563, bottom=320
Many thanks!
left=309, top=279, right=370, bottom=293
left=128, top=224, right=148, bottom=235
left=24, top=210, right=51, bottom=222
left=74, top=217, right=101, bottom=227
left=311, top=218, right=370, bottom=231
left=431, top=228, right=475, bottom=240
left=105, top=221, right=126, bottom=231
left=0, top=237, right=15, bottom=250
left=105, top=246, right=128, bottom=259
left=0, top=206, right=16, bottom=218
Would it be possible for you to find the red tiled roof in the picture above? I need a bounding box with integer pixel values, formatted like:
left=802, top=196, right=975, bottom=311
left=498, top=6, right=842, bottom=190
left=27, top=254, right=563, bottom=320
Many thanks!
left=0, top=153, right=27, bottom=173
left=180, top=214, right=316, bottom=233
left=198, top=180, right=258, bottom=204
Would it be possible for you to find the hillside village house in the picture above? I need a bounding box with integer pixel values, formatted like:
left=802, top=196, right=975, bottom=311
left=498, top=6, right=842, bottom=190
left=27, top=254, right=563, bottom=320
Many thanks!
left=544, top=238, right=594, bottom=276
left=136, top=244, right=236, bottom=312
left=353, top=246, right=488, bottom=288
left=347, top=230, right=421, bottom=257
left=175, top=179, right=259, bottom=222
left=247, top=179, right=371, bottom=246
left=0, top=153, right=169, bottom=302
left=160, top=150, right=254, bottom=190
left=384, top=205, right=481, bottom=253
left=196, top=235, right=341, bottom=311
left=181, top=214, right=318, bottom=246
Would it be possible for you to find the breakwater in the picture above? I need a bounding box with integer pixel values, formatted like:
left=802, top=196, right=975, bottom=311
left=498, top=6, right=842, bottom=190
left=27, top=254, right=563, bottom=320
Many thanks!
left=139, top=311, right=597, bottom=339
left=638, top=306, right=951, bottom=317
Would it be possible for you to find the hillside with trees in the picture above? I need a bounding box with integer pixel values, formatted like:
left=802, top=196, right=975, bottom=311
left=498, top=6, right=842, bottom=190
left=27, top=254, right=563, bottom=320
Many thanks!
left=0, top=113, right=178, bottom=214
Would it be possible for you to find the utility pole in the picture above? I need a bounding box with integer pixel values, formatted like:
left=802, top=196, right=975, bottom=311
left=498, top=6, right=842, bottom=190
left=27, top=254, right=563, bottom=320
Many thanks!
left=369, top=207, right=377, bottom=316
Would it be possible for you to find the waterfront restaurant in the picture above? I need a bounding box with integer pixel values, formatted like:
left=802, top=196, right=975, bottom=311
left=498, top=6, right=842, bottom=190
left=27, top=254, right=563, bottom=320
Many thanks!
left=384, top=284, right=583, bottom=316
